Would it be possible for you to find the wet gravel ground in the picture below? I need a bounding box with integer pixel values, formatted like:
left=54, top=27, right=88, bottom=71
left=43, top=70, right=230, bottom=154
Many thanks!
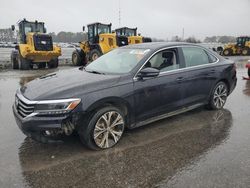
left=0, top=62, right=250, bottom=188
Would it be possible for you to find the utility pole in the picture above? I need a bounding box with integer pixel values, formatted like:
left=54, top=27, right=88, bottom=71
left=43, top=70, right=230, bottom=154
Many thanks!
left=182, top=28, right=185, bottom=41
left=119, top=0, right=121, bottom=26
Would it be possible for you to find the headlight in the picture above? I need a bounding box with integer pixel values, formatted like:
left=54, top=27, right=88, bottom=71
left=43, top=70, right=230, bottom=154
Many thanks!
left=34, top=98, right=81, bottom=115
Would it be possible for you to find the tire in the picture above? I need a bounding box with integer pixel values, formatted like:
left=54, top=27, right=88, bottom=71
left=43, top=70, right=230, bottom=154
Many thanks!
left=11, top=51, right=19, bottom=69
left=78, top=106, right=125, bottom=150
left=242, top=48, right=250, bottom=56
left=38, top=62, right=46, bottom=69
left=89, top=49, right=102, bottom=62
left=222, top=49, right=232, bottom=56
left=207, top=82, right=228, bottom=110
left=48, top=58, right=59, bottom=69
left=72, top=50, right=85, bottom=66
left=18, top=53, right=31, bottom=70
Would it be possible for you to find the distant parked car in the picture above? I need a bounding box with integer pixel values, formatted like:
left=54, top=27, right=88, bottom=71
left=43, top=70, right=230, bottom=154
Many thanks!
left=13, top=42, right=237, bottom=150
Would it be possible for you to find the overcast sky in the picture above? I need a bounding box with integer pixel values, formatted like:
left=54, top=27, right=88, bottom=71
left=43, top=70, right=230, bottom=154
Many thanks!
left=0, top=0, right=250, bottom=40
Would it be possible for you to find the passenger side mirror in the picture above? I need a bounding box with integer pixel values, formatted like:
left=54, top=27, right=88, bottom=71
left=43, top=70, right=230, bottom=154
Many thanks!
left=11, top=25, right=15, bottom=31
left=137, top=67, right=160, bottom=79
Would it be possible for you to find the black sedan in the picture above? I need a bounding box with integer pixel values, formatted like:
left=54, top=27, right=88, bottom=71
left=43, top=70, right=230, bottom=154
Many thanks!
left=13, top=42, right=237, bottom=150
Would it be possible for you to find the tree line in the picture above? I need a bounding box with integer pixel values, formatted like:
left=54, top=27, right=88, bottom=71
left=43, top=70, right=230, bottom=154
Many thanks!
left=48, top=32, right=87, bottom=43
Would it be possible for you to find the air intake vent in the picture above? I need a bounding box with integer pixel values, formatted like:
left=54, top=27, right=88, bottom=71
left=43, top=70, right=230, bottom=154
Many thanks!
left=33, top=34, right=53, bottom=51
left=116, top=36, right=128, bottom=47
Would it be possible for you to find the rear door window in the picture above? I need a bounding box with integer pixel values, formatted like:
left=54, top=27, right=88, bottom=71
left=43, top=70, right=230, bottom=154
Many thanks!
left=182, top=47, right=210, bottom=67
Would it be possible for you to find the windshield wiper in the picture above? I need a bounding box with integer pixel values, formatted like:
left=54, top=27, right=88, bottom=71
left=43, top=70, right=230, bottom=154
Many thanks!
left=85, top=69, right=105, bottom=75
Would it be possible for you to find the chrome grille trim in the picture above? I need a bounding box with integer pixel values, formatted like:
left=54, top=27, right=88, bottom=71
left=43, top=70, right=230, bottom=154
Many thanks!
left=16, top=94, right=35, bottom=118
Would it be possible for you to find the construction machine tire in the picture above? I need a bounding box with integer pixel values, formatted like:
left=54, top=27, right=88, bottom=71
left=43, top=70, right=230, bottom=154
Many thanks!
left=11, top=51, right=19, bottom=69
left=242, top=48, right=250, bottom=56
left=18, top=53, right=31, bottom=70
left=222, top=49, right=232, bottom=56
left=72, top=50, right=84, bottom=66
left=89, top=49, right=102, bottom=62
left=48, top=58, right=59, bottom=69
left=38, top=62, right=46, bottom=69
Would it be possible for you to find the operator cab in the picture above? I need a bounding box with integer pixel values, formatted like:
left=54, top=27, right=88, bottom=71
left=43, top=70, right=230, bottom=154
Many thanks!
left=16, top=19, right=46, bottom=44
left=236, top=36, right=250, bottom=47
left=86, top=22, right=112, bottom=44
left=115, top=27, right=137, bottom=37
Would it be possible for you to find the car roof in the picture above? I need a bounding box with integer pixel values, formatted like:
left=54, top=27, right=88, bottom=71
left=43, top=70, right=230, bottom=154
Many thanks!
left=122, top=42, right=202, bottom=50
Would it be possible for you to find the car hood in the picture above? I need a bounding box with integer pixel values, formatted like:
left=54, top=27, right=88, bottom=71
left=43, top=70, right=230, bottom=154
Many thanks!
left=20, top=68, right=121, bottom=101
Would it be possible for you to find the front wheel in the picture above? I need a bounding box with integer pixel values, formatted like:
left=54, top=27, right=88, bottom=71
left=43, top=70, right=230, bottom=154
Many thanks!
left=242, top=48, right=250, bottom=56
left=89, top=49, right=102, bottom=62
left=78, top=106, right=125, bottom=150
left=223, top=49, right=232, bottom=56
left=207, top=82, right=228, bottom=110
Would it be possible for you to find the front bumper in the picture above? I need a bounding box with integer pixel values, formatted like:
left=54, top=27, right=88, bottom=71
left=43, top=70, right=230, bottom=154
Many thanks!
left=13, top=105, right=68, bottom=136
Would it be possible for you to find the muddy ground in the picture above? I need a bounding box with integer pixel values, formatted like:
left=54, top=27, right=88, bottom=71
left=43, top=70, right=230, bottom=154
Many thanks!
left=0, top=60, right=250, bottom=188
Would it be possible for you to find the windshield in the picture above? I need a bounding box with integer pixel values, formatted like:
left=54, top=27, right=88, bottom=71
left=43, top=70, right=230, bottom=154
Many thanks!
left=23, top=22, right=44, bottom=34
left=85, top=48, right=150, bottom=74
left=98, top=25, right=111, bottom=34
left=126, top=29, right=137, bottom=36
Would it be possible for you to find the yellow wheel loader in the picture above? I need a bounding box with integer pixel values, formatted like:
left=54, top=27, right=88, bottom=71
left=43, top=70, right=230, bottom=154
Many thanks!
left=11, top=19, right=61, bottom=70
left=115, top=27, right=152, bottom=45
left=223, top=36, right=250, bottom=56
left=72, top=22, right=128, bottom=66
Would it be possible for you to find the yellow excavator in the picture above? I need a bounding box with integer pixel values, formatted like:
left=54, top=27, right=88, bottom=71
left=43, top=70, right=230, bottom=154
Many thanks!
left=223, top=36, right=250, bottom=56
left=115, top=27, right=152, bottom=44
left=11, top=19, right=61, bottom=70
left=72, top=22, right=128, bottom=66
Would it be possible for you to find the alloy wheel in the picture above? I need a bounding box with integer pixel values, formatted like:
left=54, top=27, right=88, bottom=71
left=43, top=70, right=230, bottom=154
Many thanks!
left=92, top=53, right=99, bottom=61
left=72, top=53, right=78, bottom=64
left=213, top=84, right=227, bottom=109
left=93, top=111, right=125, bottom=149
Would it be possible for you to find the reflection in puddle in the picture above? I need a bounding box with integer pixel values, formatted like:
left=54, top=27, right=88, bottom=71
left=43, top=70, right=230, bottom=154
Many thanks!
left=18, top=109, right=232, bottom=188
left=243, top=81, right=250, bottom=96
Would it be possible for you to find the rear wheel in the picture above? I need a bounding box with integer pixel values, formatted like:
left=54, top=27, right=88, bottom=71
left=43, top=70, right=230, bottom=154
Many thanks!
left=242, top=48, right=250, bottom=56
left=89, top=49, right=102, bottom=62
left=11, top=51, right=19, bottom=69
left=207, top=82, right=228, bottom=110
left=223, top=49, right=232, bottom=56
left=18, top=54, right=31, bottom=70
left=48, top=58, right=59, bottom=69
left=72, top=50, right=86, bottom=66
left=78, top=106, right=125, bottom=150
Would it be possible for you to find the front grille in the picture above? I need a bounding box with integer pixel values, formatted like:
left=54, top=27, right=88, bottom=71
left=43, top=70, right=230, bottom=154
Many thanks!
left=33, top=34, right=53, bottom=51
left=15, top=95, right=35, bottom=118
left=116, top=36, right=128, bottom=47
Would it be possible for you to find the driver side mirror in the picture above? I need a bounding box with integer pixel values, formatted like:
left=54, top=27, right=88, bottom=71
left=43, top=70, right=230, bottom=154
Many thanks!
left=11, top=25, right=15, bottom=31
left=137, top=67, right=160, bottom=79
